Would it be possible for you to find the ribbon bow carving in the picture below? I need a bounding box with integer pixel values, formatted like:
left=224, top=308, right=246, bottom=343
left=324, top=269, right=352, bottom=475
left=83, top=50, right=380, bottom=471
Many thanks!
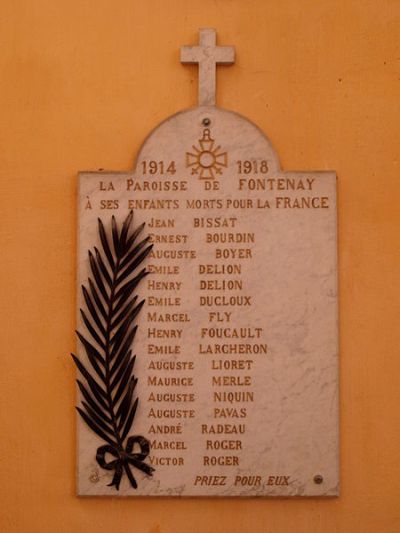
left=96, top=435, right=155, bottom=490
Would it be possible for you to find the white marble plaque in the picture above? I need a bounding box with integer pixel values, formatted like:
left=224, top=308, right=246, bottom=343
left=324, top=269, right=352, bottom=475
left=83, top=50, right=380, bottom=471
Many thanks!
left=75, top=29, right=338, bottom=497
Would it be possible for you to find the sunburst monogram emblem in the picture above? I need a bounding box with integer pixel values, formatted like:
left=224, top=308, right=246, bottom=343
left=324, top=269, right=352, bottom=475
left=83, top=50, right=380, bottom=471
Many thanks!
left=185, top=128, right=228, bottom=179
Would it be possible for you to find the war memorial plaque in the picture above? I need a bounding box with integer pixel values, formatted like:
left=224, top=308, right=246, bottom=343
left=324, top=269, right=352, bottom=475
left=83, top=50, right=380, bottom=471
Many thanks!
left=74, top=29, right=338, bottom=497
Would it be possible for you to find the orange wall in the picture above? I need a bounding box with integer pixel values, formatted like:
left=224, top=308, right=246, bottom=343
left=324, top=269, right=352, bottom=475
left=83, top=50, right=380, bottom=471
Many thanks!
left=1, top=1, right=399, bottom=532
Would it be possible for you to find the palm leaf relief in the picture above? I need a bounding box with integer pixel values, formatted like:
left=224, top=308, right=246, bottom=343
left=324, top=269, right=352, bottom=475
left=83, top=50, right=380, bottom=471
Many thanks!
left=72, top=211, right=155, bottom=490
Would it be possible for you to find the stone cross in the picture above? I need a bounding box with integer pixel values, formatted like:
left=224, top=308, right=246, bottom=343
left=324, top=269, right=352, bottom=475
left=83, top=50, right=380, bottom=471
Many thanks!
left=180, top=28, right=235, bottom=107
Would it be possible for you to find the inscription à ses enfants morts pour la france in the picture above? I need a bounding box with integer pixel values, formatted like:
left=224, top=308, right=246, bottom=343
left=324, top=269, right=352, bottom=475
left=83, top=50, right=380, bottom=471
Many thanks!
left=76, top=29, right=338, bottom=496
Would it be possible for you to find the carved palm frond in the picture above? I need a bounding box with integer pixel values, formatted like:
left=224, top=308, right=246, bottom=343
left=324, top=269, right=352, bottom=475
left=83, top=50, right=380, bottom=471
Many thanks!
left=72, top=211, right=155, bottom=490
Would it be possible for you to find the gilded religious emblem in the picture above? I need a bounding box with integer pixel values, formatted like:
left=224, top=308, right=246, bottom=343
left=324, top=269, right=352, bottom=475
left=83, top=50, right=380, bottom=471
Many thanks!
left=185, top=128, right=228, bottom=179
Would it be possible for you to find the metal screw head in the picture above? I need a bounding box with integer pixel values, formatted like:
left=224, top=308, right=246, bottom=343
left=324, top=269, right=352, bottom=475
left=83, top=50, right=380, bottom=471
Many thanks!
left=202, top=118, right=211, bottom=126
left=313, top=474, right=323, bottom=484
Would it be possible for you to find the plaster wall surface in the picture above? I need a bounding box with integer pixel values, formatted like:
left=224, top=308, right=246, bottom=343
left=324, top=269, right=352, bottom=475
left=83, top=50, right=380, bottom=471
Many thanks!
left=0, top=1, right=399, bottom=532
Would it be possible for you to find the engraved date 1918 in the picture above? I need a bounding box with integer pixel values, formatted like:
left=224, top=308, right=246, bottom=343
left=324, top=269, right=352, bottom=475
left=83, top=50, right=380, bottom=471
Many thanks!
left=236, top=160, right=268, bottom=174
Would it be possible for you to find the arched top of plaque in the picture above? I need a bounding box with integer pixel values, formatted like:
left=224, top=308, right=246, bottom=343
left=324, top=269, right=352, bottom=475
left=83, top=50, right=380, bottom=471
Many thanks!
left=136, top=106, right=280, bottom=176
left=135, top=28, right=280, bottom=175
